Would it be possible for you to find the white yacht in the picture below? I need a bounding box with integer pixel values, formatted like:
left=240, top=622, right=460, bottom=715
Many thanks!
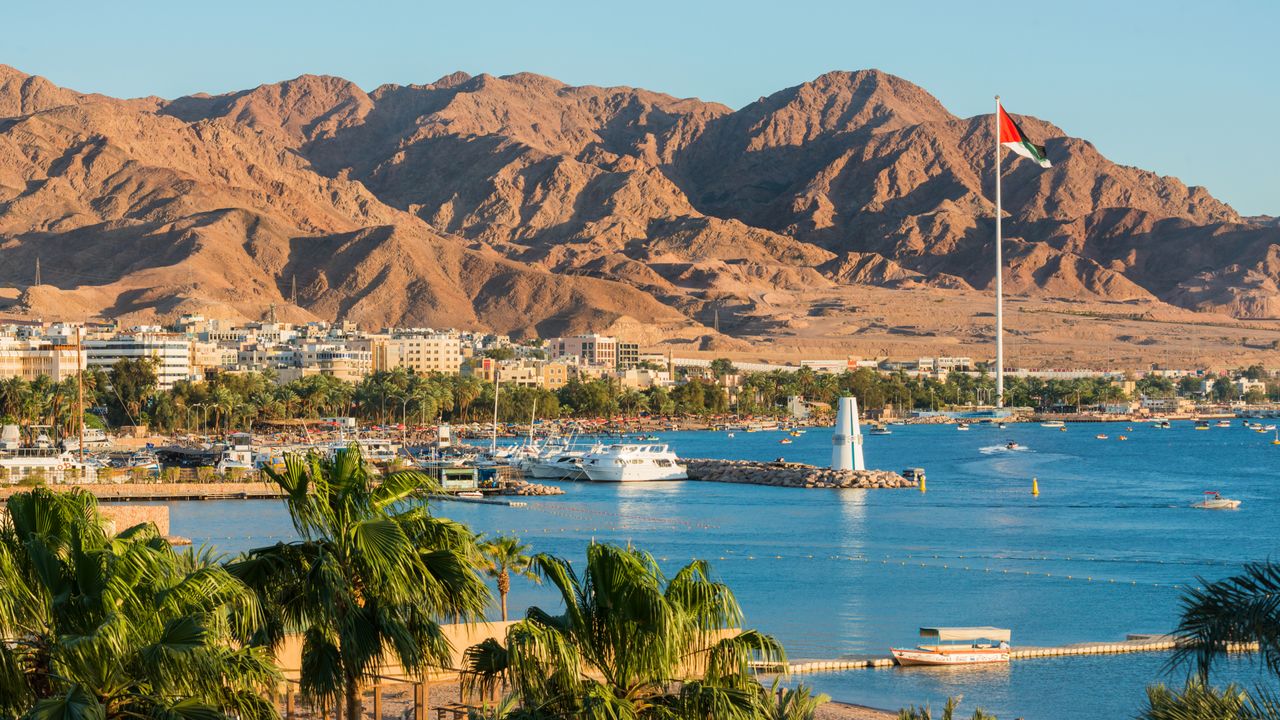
left=527, top=445, right=601, bottom=480
left=61, top=428, right=110, bottom=453
left=215, top=433, right=256, bottom=475
left=580, top=444, right=687, bottom=482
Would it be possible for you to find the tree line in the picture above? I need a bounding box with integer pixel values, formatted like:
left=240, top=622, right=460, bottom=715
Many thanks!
left=1, top=360, right=1277, bottom=437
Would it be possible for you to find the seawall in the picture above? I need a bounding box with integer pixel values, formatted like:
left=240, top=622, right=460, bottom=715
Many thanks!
left=686, top=459, right=913, bottom=489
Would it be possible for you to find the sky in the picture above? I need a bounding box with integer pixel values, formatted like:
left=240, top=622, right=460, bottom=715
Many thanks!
left=8, top=0, right=1277, bottom=215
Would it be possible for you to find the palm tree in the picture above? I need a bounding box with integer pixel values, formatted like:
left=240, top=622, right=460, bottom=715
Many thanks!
left=898, top=697, right=998, bottom=720
left=0, top=376, right=26, bottom=420
left=464, top=542, right=787, bottom=719
left=478, top=535, right=540, bottom=621
left=766, top=680, right=829, bottom=720
left=228, top=446, right=490, bottom=720
left=0, top=487, right=279, bottom=720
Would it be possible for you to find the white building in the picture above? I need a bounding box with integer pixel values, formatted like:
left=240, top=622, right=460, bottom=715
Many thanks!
left=85, top=334, right=194, bottom=390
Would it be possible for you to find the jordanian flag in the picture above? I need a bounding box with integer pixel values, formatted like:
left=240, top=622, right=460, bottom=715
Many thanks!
left=998, top=105, right=1051, bottom=168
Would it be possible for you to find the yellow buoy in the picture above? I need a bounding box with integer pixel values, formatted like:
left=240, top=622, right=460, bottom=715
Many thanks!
left=1032, top=477, right=1040, bottom=496
left=919, top=476, right=927, bottom=493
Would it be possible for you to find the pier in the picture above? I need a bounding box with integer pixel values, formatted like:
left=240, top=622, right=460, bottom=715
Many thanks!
left=771, top=635, right=1257, bottom=674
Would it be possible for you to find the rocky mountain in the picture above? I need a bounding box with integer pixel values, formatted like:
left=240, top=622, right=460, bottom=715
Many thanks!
left=0, top=63, right=1276, bottom=341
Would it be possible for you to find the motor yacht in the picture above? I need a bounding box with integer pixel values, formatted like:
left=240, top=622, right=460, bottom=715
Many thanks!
left=580, top=444, right=688, bottom=482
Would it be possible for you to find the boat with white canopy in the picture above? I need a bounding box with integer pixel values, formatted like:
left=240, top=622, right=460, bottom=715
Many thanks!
left=891, top=627, right=1012, bottom=666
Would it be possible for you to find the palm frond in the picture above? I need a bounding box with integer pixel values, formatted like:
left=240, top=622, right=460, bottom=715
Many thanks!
left=1173, top=561, right=1280, bottom=678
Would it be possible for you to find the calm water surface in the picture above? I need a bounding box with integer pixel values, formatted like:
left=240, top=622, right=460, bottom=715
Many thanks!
left=167, top=421, right=1279, bottom=719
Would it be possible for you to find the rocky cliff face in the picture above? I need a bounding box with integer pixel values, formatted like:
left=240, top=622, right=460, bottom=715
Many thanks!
left=0, top=63, right=1275, bottom=336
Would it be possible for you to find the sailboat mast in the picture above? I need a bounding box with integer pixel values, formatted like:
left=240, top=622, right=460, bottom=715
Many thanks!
left=994, top=95, right=1005, bottom=408
left=76, top=327, right=84, bottom=463
left=528, top=397, right=537, bottom=447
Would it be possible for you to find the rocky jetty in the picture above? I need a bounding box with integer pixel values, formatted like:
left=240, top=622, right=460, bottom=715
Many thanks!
left=502, top=481, right=565, bottom=496
left=685, top=459, right=913, bottom=490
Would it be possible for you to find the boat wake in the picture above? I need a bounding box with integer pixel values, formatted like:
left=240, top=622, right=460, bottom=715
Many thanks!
left=979, top=444, right=1031, bottom=454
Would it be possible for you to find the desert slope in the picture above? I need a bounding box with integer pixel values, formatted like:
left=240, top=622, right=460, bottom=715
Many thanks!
left=0, top=64, right=1276, bottom=360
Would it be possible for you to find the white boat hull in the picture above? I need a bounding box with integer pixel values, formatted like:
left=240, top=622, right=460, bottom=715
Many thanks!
left=1194, top=499, right=1241, bottom=510
left=582, top=465, right=688, bottom=482
left=890, top=648, right=1010, bottom=666
left=529, top=462, right=585, bottom=480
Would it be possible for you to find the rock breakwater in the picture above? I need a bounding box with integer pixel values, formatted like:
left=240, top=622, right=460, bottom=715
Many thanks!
left=502, top=481, right=566, bottom=496
left=685, top=459, right=912, bottom=489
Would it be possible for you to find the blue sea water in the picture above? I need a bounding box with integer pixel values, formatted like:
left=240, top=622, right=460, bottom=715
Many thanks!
left=166, top=421, right=1280, bottom=719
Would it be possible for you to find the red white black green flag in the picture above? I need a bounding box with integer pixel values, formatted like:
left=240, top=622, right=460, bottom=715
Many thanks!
left=998, top=105, right=1051, bottom=168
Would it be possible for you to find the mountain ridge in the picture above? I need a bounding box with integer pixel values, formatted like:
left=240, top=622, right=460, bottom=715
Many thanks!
left=0, top=64, right=1277, bottom=351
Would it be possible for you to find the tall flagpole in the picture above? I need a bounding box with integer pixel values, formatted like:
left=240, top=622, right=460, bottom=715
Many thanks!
left=994, top=95, right=1004, bottom=408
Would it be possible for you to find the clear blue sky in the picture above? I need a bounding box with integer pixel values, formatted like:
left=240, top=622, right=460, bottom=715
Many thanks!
left=9, top=0, right=1277, bottom=215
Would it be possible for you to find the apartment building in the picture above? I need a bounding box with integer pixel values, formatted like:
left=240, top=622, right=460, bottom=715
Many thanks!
left=617, top=342, right=639, bottom=370
left=548, top=334, right=618, bottom=368
left=362, top=334, right=463, bottom=375
left=466, top=357, right=570, bottom=390
left=0, top=337, right=85, bottom=382
left=282, top=343, right=372, bottom=383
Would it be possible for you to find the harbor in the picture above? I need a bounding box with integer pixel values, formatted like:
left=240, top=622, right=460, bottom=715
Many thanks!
left=135, top=419, right=1274, bottom=719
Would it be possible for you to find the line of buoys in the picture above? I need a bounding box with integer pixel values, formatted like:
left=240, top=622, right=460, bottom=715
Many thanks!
left=785, top=636, right=1244, bottom=675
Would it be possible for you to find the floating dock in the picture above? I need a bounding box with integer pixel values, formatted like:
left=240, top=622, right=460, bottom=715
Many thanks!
left=769, top=635, right=1256, bottom=674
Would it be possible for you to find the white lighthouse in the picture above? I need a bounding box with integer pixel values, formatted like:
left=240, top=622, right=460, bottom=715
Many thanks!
left=831, top=397, right=865, bottom=471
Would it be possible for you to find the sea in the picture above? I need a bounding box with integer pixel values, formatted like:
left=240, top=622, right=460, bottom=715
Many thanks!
left=164, top=421, right=1280, bottom=719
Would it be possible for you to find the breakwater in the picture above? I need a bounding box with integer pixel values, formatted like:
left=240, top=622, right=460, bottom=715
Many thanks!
left=685, top=459, right=913, bottom=489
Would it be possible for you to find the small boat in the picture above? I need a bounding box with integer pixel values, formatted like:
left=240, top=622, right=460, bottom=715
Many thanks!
left=997, top=423, right=1008, bottom=430
left=1194, top=421, right=1210, bottom=431
left=1266, top=425, right=1277, bottom=432
left=891, top=627, right=1012, bottom=667
left=1216, top=420, right=1232, bottom=428
left=789, top=430, right=802, bottom=437
left=1095, top=434, right=1109, bottom=440
left=1005, top=441, right=1019, bottom=450
left=779, top=438, right=793, bottom=445
left=1192, top=491, right=1241, bottom=510
left=869, top=423, right=892, bottom=436
left=956, top=423, right=970, bottom=432
left=727, top=432, right=735, bottom=438
left=1059, top=426, right=1067, bottom=432
left=1040, top=421, right=1066, bottom=428
left=1154, top=420, right=1171, bottom=429
left=457, top=491, right=484, bottom=499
